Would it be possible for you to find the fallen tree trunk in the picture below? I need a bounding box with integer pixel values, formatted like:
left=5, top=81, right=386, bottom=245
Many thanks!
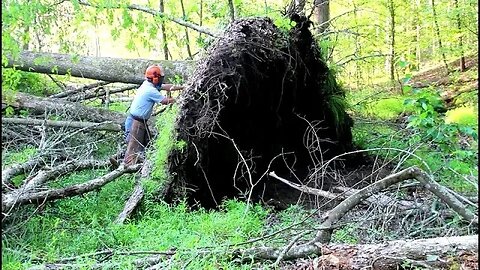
left=4, top=92, right=124, bottom=124
left=289, top=235, right=478, bottom=270
left=5, top=51, right=195, bottom=84
left=241, top=235, right=478, bottom=266
left=2, top=117, right=122, bottom=132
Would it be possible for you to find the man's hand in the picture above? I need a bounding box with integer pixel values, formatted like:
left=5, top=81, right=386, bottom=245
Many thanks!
left=160, top=97, right=175, bottom=105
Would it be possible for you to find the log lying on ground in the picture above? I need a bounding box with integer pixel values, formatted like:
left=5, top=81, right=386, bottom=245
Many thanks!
left=4, top=92, right=124, bottom=124
left=167, top=16, right=354, bottom=208
left=2, top=117, right=122, bottom=132
left=284, top=235, right=478, bottom=270
left=5, top=51, right=195, bottom=84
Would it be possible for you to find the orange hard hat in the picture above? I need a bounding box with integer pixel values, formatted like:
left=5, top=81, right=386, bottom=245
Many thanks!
left=145, top=65, right=164, bottom=85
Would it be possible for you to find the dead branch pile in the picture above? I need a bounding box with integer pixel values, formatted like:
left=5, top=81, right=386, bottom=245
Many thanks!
left=166, top=16, right=354, bottom=207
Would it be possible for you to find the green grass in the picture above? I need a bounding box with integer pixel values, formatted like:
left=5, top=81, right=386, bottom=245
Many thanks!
left=2, top=196, right=268, bottom=269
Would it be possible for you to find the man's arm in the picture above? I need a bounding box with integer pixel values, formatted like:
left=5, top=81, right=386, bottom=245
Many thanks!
left=160, top=84, right=184, bottom=91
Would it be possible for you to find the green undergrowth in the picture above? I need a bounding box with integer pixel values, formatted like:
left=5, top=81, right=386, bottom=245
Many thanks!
left=146, top=106, right=186, bottom=196
left=2, top=197, right=268, bottom=269
left=350, top=86, right=478, bottom=193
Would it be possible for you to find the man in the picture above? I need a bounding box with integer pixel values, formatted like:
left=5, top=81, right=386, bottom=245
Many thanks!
left=122, top=64, right=184, bottom=166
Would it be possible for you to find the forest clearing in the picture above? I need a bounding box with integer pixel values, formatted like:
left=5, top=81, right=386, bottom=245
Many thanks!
left=2, top=0, right=478, bottom=269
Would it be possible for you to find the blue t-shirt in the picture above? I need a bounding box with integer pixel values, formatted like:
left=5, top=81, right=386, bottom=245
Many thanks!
left=129, top=80, right=166, bottom=119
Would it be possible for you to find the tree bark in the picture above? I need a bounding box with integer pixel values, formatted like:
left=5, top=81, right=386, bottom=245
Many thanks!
left=313, top=235, right=477, bottom=269
left=5, top=51, right=195, bottom=84
left=454, top=0, right=466, bottom=71
left=159, top=0, right=169, bottom=60
left=314, top=0, right=330, bottom=35
left=180, top=0, right=193, bottom=59
left=5, top=92, right=125, bottom=124
left=228, top=0, right=235, bottom=22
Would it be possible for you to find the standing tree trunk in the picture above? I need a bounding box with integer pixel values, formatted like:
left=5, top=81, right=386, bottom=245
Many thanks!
left=228, top=0, right=235, bottom=22
left=314, top=0, right=330, bottom=35
left=431, top=0, right=450, bottom=74
left=415, top=0, right=422, bottom=71
left=454, top=0, right=466, bottom=71
left=180, top=0, right=193, bottom=59
left=352, top=0, right=362, bottom=88
left=286, top=0, right=306, bottom=17
left=159, top=0, right=169, bottom=60
left=386, top=0, right=396, bottom=86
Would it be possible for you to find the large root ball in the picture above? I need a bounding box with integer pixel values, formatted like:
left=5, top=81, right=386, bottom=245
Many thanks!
left=166, top=16, right=354, bottom=208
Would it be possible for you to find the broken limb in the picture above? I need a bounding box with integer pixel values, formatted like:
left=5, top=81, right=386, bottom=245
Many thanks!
left=314, top=166, right=478, bottom=244
left=115, top=176, right=144, bottom=224
left=2, top=157, right=46, bottom=190
left=269, top=171, right=421, bottom=210
left=2, top=118, right=122, bottom=132
left=50, top=81, right=111, bottom=98
left=2, top=163, right=142, bottom=213
left=241, top=166, right=477, bottom=262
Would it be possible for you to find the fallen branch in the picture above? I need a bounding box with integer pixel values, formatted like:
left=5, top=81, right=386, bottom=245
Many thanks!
left=269, top=171, right=338, bottom=199
left=115, top=158, right=155, bottom=224
left=50, top=81, right=111, bottom=98
left=66, top=85, right=137, bottom=102
left=314, top=166, right=478, bottom=243
left=309, top=235, right=477, bottom=269
left=2, top=157, right=46, bottom=190
left=2, top=163, right=142, bottom=213
left=270, top=172, right=422, bottom=211
left=2, top=118, right=122, bottom=132
left=114, top=178, right=144, bottom=224
left=243, top=166, right=477, bottom=262
left=241, top=234, right=477, bottom=264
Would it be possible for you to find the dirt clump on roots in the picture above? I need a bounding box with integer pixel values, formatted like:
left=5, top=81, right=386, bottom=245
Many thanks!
left=165, top=16, right=358, bottom=208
